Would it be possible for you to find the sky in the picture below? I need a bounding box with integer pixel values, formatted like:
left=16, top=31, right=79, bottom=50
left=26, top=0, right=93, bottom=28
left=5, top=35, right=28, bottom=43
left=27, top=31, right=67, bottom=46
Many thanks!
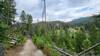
left=15, top=0, right=100, bottom=23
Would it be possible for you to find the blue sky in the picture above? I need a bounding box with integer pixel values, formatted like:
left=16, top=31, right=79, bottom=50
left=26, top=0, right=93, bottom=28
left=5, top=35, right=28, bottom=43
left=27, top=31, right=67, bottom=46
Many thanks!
left=15, top=0, right=100, bottom=23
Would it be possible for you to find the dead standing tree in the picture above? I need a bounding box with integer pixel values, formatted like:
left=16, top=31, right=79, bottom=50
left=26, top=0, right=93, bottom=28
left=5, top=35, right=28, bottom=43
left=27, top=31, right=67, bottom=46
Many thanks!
left=42, top=0, right=46, bottom=22
left=41, top=0, right=48, bottom=35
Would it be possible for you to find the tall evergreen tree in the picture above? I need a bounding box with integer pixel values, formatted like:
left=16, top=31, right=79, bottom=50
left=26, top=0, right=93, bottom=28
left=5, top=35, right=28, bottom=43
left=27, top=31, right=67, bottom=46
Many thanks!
left=2, top=0, right=16, bottom=25
left=20, top=10, right=27, bottom=23
left=26, top=14, right=33, bottom=34
left=20, top=10, right=27, bottom=35
left=0, top=0, right=16, bottom=42
left=20, top=11, right=33, bottom=36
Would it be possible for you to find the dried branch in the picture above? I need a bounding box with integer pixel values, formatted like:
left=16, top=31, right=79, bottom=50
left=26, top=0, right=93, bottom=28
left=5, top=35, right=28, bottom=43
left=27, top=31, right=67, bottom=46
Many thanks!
left=78, top=42, right=100, bottom=56
left=53, top=46, right=73, bottom=56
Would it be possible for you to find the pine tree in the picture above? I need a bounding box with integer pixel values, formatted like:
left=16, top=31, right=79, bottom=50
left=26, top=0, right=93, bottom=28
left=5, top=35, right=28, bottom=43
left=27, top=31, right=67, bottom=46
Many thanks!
left=20, top=11, right=33, bottom=36
left=26, top=14, right=33, bottom=34
left=2, top=0, right=16, bottom=25
left=20, top=10, right=27, bottom=35
left=20, top=10, right=27, bottom=23
left=0, top=0, right=16, bottom=41
left=0, top=0, right=4, bottom=21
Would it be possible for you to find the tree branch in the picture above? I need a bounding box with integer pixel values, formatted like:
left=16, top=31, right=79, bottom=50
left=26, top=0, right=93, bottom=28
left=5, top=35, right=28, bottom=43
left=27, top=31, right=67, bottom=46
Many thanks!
left=78, top=42, right=100, bottom=56
left=53, top=46, right=73, bottom=56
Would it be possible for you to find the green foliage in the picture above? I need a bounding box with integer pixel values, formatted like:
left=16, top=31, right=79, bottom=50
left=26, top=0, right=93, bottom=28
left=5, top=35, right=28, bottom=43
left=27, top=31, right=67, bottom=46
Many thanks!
left=26, top=14, right=33, bottom=33
left=20, top=10, right=33, bottom=36
left=15, top=34, right=27, bottom=45
left=32, top=16, right=100, bottom=55
left=20, top=10, right=27, bottom=23
left=0, top=0, right=100, bottom=55
left=0, top=0, right=27, bottom=49
left=0, top=22, right=9, bottom=47
left=1, top=0, right=16, bottom=25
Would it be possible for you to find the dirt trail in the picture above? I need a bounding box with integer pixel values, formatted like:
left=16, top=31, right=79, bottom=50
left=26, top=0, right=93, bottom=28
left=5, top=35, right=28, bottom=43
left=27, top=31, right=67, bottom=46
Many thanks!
left=5, top=39, right=46, bottom=56
left=19, top=39, right=46, bottom=56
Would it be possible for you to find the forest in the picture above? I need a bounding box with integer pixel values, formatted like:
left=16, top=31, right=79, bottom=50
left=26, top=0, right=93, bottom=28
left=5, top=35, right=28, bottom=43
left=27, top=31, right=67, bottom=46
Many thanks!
left=0, top=0, right=100, bottom=56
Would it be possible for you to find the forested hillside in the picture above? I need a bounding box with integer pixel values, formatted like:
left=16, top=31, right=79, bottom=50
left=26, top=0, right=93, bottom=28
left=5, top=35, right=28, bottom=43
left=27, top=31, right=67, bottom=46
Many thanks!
left=31, top=15, right=100, bottom=56
left=0, top=0, right=100, bottom=56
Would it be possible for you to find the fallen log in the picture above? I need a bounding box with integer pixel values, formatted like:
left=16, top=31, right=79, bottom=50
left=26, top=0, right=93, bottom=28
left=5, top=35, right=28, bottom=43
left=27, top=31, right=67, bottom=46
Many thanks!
left=53, top=46, right=73, bottom=56
left=78, top=42, right=100, bottom=56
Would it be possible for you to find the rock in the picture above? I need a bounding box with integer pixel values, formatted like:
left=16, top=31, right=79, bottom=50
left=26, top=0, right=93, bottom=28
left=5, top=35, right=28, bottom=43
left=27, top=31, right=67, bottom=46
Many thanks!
left=33, top=50, right=46, bottom=56
left=0, top=44, right=4, bottom=56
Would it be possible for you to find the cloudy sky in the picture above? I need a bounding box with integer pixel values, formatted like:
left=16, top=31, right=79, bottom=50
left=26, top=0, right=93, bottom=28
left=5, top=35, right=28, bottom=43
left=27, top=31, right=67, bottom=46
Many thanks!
left=15, top=0, right=100, bottom=23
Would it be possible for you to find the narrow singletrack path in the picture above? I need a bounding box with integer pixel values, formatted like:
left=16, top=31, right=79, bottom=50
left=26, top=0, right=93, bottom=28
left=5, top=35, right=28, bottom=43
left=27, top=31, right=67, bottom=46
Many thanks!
left=5, top=39, right=46, bottom=56
left=19, top=39, right=46, bottom=56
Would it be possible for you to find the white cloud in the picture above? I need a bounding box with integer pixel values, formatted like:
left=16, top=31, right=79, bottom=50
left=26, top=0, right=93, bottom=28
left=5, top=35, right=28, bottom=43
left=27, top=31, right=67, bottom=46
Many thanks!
left=15, top=0, right=100, bottom=23
left=15, top=16, right=21, bottom=22
left=15, top=0, right=40, bottom=14
left=15, top=0, right=39, bottom=8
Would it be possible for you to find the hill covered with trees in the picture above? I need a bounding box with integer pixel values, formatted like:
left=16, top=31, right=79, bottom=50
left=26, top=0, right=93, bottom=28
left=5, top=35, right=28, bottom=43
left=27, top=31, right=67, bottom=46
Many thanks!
left=0, top=0, right=100, bottom=56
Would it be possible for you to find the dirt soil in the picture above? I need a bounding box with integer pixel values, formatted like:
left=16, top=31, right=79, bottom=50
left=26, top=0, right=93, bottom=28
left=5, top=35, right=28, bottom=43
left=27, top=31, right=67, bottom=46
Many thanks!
left=5, top=46, right=23, bottom=56
left=5, top=39, right=46, bottom=56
